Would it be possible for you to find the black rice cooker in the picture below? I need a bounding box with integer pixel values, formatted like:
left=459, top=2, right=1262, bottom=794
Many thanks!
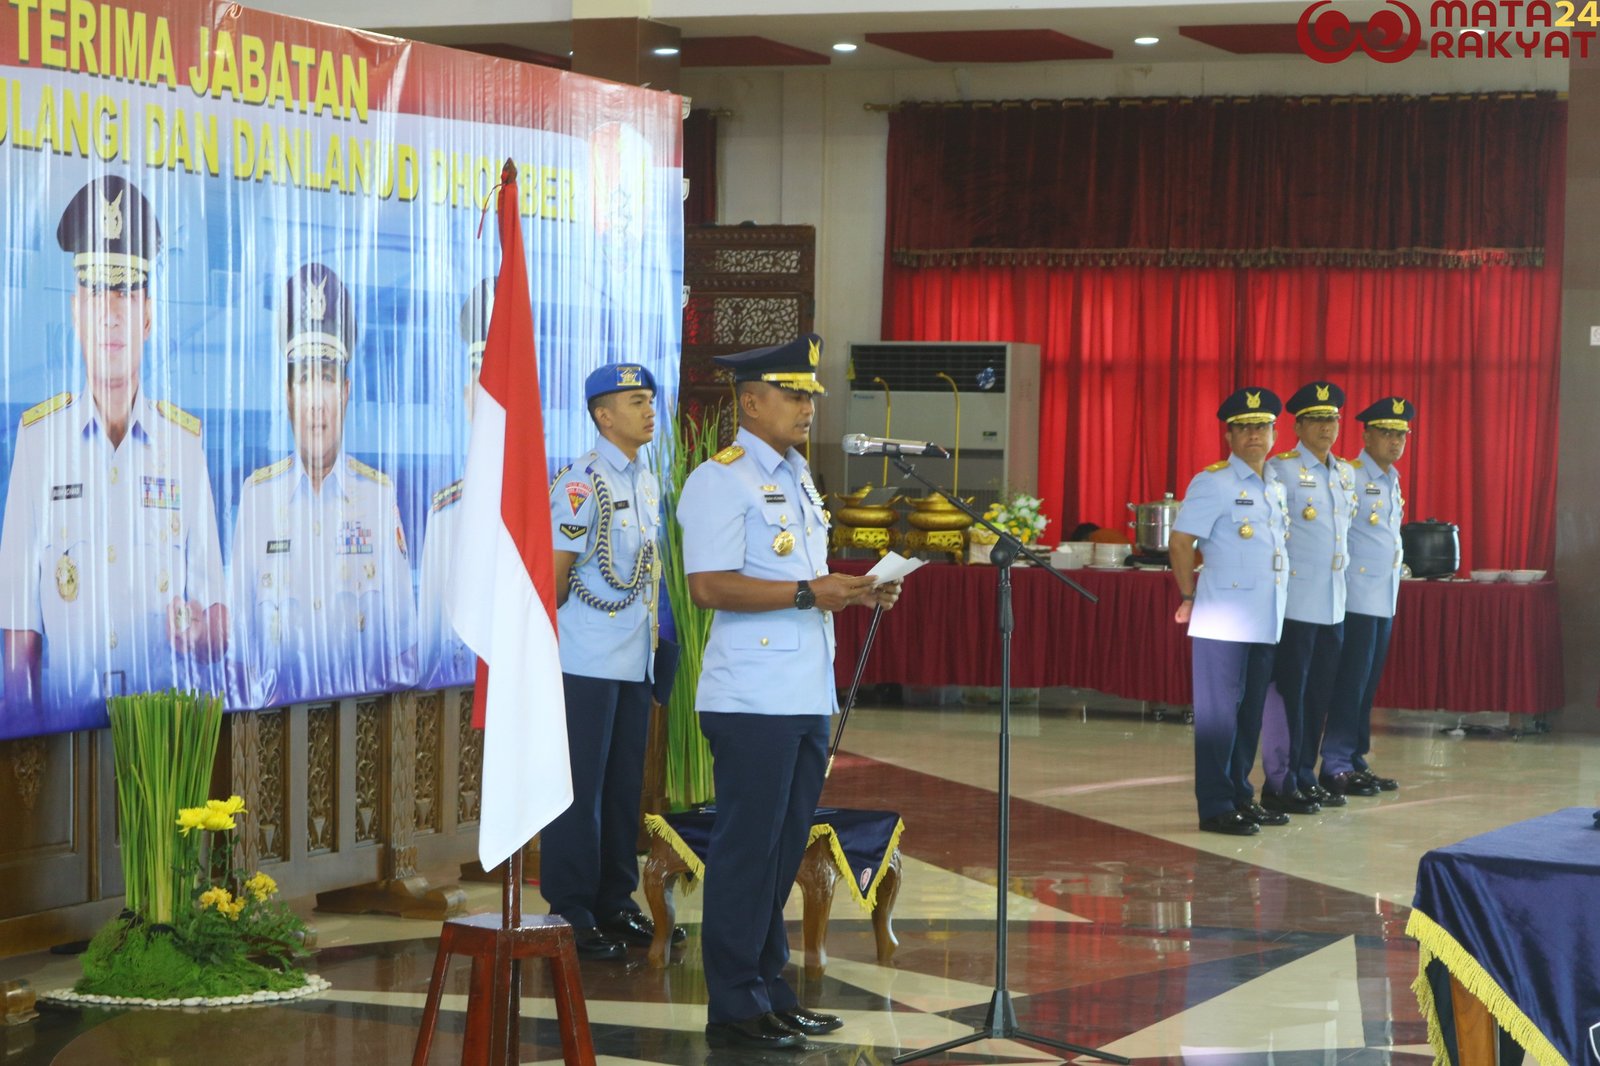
left=1400, top=519, right=1460, bottom=579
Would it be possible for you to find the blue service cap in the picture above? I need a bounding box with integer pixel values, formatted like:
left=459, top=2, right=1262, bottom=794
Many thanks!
left=1216, top=387, right=1282, bottom=425
left=1286, top=380, right=1345, bottom=418
left=713, top=333, right=825, bottom=394
left=57, top=175, right=161, bottom=290
left=1355, top=396, right=1416, bottom=431
left=584, top=363, right=657, bottom=404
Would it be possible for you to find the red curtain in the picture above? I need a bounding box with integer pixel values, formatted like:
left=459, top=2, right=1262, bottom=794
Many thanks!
left=887, top=94, right=1560, bottom=268
left=881, top=94, right=1565, bottom=571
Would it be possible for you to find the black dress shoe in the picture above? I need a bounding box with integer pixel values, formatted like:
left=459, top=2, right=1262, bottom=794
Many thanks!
left=600, top=909, right=687, bottom=947
left=1356, top=768, right=1399, bottom=791
left=1236, top=801, right=1290, bottom=827
left=571, top=926, right=627, bottom=961
left=1260, top=789, right=1321, bottom=815
left=1304, top=783, right=1346, bottom=808
left=1320, top=770, right=1378, bottom=797
left=1198, top=810, right=1259, bottom=836
left=706, top=1013, right=805, bottom=1050
left=773, top=1007, right=844, bottom=1035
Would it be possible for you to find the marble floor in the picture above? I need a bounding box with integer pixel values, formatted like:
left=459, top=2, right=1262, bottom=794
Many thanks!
left=3, top=695, right=1589, bottom=1064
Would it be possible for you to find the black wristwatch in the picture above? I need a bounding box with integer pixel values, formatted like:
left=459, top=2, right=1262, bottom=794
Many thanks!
left=794, top=580, right=816, bottom=610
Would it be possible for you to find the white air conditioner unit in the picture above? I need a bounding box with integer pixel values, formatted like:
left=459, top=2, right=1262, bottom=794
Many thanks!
left=843, top=342, right=1040, bottom=513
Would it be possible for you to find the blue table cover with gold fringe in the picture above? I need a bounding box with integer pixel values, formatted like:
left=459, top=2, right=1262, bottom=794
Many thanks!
left=1407, top=807, right=1600, bottom=1066
left=643, top=807, right=904, bottom=912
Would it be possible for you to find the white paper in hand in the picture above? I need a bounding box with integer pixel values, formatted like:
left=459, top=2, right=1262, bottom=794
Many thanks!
left=866, top=551, right=926, bottom=586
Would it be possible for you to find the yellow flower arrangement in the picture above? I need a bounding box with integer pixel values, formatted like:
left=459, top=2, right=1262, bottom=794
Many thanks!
left=176, top=796, right=244, bottom=836
left=245, top=872, right=279, bottom=903
left=982, top=493, right=1049, bottom=544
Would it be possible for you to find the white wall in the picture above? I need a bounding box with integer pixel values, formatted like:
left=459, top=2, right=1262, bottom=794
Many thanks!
left=682, top=54, right=1566, bottom=490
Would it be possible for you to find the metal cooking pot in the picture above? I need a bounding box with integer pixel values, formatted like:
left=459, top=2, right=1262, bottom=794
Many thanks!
left=1127, top=493, right=1181, bottom=554
left=1401, top=519, right=1460, bottom=579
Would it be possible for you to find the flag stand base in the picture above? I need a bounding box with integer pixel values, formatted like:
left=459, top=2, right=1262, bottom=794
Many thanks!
left=411, top=853, right=597, bottom=1066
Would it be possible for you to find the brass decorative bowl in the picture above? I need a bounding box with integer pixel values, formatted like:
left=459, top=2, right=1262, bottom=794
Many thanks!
left=831, top=487, right=900, bottom=529
left=904, top=494, right=974, bottom=531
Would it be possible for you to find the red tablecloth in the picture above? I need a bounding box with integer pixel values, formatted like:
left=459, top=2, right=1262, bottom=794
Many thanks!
left=832, top=561, right=1564, bottom=715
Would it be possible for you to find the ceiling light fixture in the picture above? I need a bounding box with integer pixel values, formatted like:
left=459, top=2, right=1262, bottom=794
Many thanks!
left=1134, top=36, right=1160, bottom=46
left=653, top=46, right=680, bottom=56
left=833, top=42, right=858, bottom=53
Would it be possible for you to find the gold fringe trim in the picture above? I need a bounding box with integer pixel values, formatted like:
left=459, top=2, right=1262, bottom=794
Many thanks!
left=1405, top=908, right=1568, bottom=1066
left=891, top=247, right=1545, bottom=270
left=642, top=813, right=706, bottom=892
left=805, top=818, right=905, bottom=913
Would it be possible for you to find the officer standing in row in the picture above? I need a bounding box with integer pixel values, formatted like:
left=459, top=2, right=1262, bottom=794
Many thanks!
left=0, top=175, right=226, bottom=731
left=417, top=280, right=491, bottom=691
left=679, top=334, right=899, bottom=1049
left=1319, top=398, right=1414, bottom=796
left=1259, top=382, right=1357, bottom=816
left=230, top=263, right=417, bottom=707
left=540, top=361, right=683, bottom=960
left=1170, top=387, right=1290, bottom=837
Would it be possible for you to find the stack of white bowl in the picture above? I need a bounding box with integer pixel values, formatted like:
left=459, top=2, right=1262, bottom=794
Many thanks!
left=1091, top=542, right=1132, bottom=568
left=1051, top=542, right=1095, bottom=570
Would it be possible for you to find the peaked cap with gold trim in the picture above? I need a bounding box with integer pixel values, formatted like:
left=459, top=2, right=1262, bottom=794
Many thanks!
left=282, top=262, right=356, bottom=367
left=56, top=175, right=161, bottom=290
left=1286, top=380, right=1345, bottom=418
left=714, top=333, right=825, bottom=395
left=1355, top=396, right=1416, bottom=432
left=1216, top=386, right=1282, bottom=425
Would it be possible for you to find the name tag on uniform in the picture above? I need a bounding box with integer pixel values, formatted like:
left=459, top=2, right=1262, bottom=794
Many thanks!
left=559, top=523, right=585, bottom=540
left=267, top=539, right=291, bottom=554
left=1366, top=485, right=1382, bottom=495
left=764, top=493, right=786, bottom=503
left=1234, top=498, right=1254, bottom=506
left=1298, top=476, right=1316, bottom=488
left=51, top=484, right=83, bottom=501
left=613, top=499, right=630, bottom=511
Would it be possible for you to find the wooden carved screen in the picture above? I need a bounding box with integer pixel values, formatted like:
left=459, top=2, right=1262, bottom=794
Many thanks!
left=679, top=225, right=816, bottom=425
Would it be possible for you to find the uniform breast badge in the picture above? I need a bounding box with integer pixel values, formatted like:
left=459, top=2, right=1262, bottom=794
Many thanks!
left=56, top=555, right=79, bottom=601
left=1302, top=503, right=1318, bottom=521
left=772, top=530, right=796, bottom=556
left=1239, top=523, right=1254, bottom=539
left=1369, top=507, right=1380, bottom=525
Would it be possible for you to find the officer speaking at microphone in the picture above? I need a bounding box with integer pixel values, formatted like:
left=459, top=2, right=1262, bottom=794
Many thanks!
left=1169, top=387, right=1289, bottom=837
left=540, top=362, right=681, bottom=961
left=678, top=334, right=899, bottom=1049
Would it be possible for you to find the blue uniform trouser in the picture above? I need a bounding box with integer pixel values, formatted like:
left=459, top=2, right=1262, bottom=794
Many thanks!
left=698, top=711, right=827, bottom=1024
left=1320, top=611, right=1393, bottom=775
left=1191, top=638, right=1275, bottom=821
left=540, top=673, right=652, bottom=928
left=1262, top=618, right=1344, bottom=793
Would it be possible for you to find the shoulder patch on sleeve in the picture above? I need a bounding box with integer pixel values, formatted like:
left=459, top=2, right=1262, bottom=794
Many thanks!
left=251, top=455, right=294, bottom=484
left=549, top=463, right=573, bottom=496
left=431, top=479, right=464, bottom=513
left=156, top=399, right=201, bottom=436
left=348, top=456, right=392, bottom=486
left=559, top=523, right=586, bottom=540
left=1273, top=449, right=1301, bottom=460
left=21, top=391, right=72, bottom=428
left=711, top=444, right=745, bottom=465
left=1203, top=459, right=1230, bottom=472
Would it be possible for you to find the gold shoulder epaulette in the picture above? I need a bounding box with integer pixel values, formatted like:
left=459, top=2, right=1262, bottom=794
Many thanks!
left=251, top=456, right=294, bottom=484
left=711, top=445, right=745, bottom=465
left=20, top=392, right=72, bottom=428
left=1204, top=459, right=1230, bottom=472
left=1273, top=449, right=1301, bottom=460
left=1349, top=457, right=1364, bottom=469
left=432, top=480, right=464, bottom=513
left=156, top=399, right=201, bottom=436
left=348, top=456, right=391, bottom=486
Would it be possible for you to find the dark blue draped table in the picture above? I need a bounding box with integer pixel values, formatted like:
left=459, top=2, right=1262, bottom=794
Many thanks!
left=1408, top=807, right=1600, bottom=1064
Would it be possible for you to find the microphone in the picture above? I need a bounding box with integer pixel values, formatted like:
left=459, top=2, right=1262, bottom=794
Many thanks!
left=841, top=433, right=950, bottom=458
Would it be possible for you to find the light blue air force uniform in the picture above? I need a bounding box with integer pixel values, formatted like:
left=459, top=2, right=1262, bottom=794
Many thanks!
left=0, top=390, right=226, bottom=721
left=679, top=427, right=834, bottom=717
left=1344, top=450, right=1404, bottom=618
left=417, top=479, right=472, bottom=689
left=1268, top=449, right=1358, bottom=625
left=1173, top=454, right=1290, bottom=646
left=1173, top=454, right=1289, bottom=820
left=230, top=451, right=418, bottom=708
left=549, top=438, right=660, bottom=682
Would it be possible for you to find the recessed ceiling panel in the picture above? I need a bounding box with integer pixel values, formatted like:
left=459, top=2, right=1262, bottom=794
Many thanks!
left=864, top=29, right=1113, bottom=63
left=680, top=35, right=831, bottom=66
left=1179, top=24, right=1303, bottom=54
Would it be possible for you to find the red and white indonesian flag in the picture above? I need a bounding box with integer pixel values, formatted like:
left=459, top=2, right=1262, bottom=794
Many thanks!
left=448, top=161, right=571, bottom=870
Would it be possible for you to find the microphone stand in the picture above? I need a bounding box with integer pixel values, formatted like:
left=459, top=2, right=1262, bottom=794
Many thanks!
left=827, top=604, right=884, bottom=779
left=886, top=451, right=1126, bottom=1066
